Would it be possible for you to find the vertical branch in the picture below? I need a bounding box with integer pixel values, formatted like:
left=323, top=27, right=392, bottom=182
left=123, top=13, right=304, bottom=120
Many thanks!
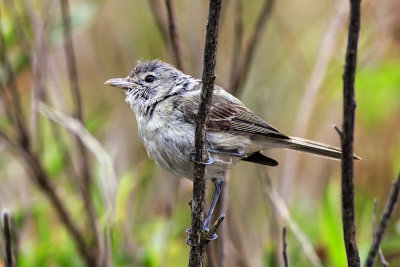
left=282, top=227, right=289, bottom=267
left=189, top=0, right=223, bottom=266
left=339, top=0, right=361, bottom=265
left=2, top=211, right=14, bottom=267
left=165, top=0, right=186, bottom=71
left=59, top=1, right=102, bottom=263
left=365, top=172, right=400, bottom=267
left=230, top=0, right=275, bottom=95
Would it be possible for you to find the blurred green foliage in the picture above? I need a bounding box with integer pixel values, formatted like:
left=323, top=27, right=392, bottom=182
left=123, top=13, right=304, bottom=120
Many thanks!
left=357, top=60, right=400, bottom=128
left=1, top=0, right=400, bottom=266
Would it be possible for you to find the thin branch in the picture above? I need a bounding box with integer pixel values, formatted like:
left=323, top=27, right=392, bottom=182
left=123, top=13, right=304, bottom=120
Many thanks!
left=372, top=199, right=389, bottom=266
left=2, top=211, right=14, bottom=267
left=339, top=0, right=362, bottom=265
left=165, top=0, right=186, bottom=71
left=230, top=0, right=275, bottom=95
left=282, top=227, right=289, bottom=267
left=189, top=0, right=223, bottom=266
left=365, top=173, right=400, bottom=267
left=59, top=1, right=101, bottom=262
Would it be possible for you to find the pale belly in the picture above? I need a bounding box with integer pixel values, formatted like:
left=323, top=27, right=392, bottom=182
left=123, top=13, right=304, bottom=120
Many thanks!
left=137, top=114, right=249, bottom=180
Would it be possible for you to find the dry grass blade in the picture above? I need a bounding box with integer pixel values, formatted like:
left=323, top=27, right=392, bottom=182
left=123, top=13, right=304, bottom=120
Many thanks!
left=37, top=102, right=117, bottom=219
left=38, top=102, right=116, bottom=266
left=365, top=173, right=400, bottom=267
left=281, top=0, right=349, bottom=197
left=259, top=172, right=322, bottom=267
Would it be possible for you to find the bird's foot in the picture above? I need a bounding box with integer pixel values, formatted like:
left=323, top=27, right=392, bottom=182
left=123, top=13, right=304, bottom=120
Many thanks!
left=189, top=151, right=214, bottom=165
left=185, top=226, right=219, bottom=246
left=185, top=214, right=225, bottom=246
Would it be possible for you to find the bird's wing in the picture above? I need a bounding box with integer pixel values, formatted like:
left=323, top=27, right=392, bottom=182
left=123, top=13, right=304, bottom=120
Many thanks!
left=177, top=87, right=289, bottom=139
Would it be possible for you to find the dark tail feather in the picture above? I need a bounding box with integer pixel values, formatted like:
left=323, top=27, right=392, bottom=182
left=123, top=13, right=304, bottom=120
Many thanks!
left=242, top=152, right=279, bottom=166
left=277, top=136, right=360, bottom=160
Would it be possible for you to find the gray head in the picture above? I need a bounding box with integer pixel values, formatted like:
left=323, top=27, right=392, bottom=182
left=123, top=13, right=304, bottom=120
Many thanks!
left=105, top=60, right=187, bottom=115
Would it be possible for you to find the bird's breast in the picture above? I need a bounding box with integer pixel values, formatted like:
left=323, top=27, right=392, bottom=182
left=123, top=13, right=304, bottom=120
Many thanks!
left=136, top=104, right=196, bottom=179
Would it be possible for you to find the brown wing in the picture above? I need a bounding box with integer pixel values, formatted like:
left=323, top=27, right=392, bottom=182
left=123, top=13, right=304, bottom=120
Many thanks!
left=177, top=88, right=289, bottom=139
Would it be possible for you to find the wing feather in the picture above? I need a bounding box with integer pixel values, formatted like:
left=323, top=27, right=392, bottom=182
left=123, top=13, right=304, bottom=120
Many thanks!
left=177, top=86, right=289, bottom=139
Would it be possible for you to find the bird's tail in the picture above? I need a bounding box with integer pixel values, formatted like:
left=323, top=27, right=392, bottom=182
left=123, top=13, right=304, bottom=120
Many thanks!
left=275, top=136, right=360, bottom=160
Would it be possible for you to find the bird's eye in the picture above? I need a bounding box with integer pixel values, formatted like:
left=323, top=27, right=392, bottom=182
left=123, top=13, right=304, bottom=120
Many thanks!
left=144, top=75, right=155, bottom=83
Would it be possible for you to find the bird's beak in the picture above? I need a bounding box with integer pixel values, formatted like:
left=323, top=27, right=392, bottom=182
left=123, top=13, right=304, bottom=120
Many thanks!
left=104, top=78, right=134, bottom=91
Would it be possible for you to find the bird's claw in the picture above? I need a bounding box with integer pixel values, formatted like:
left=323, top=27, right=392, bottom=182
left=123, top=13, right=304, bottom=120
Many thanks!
left=189, top=152, right=214, bottom=165
left=185, top=226, right=219, bottom=246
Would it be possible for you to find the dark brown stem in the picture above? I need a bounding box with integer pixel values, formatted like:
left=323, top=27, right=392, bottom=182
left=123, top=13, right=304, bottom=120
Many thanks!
left=189, top=0, right=223, bottom=266
left=365, top=172, right=400, bottom=267
left=339, top=0, right=361, bottom=266
left=282, top=227, right=289, bottom=267
left=2, top=211, right=14, bottom=267
left=230, top=0, right=275, bottom=95
left=165, top=0, right=186, bottom=71
left=372, top=199, right=388, bottom=266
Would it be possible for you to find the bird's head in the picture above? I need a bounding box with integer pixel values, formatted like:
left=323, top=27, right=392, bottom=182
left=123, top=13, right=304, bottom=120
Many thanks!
left=105, top=60, right=185, bottom=116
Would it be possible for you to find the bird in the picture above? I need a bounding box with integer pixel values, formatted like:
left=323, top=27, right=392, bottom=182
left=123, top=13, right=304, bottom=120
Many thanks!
left=105, top=59, right=357, bottom=237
